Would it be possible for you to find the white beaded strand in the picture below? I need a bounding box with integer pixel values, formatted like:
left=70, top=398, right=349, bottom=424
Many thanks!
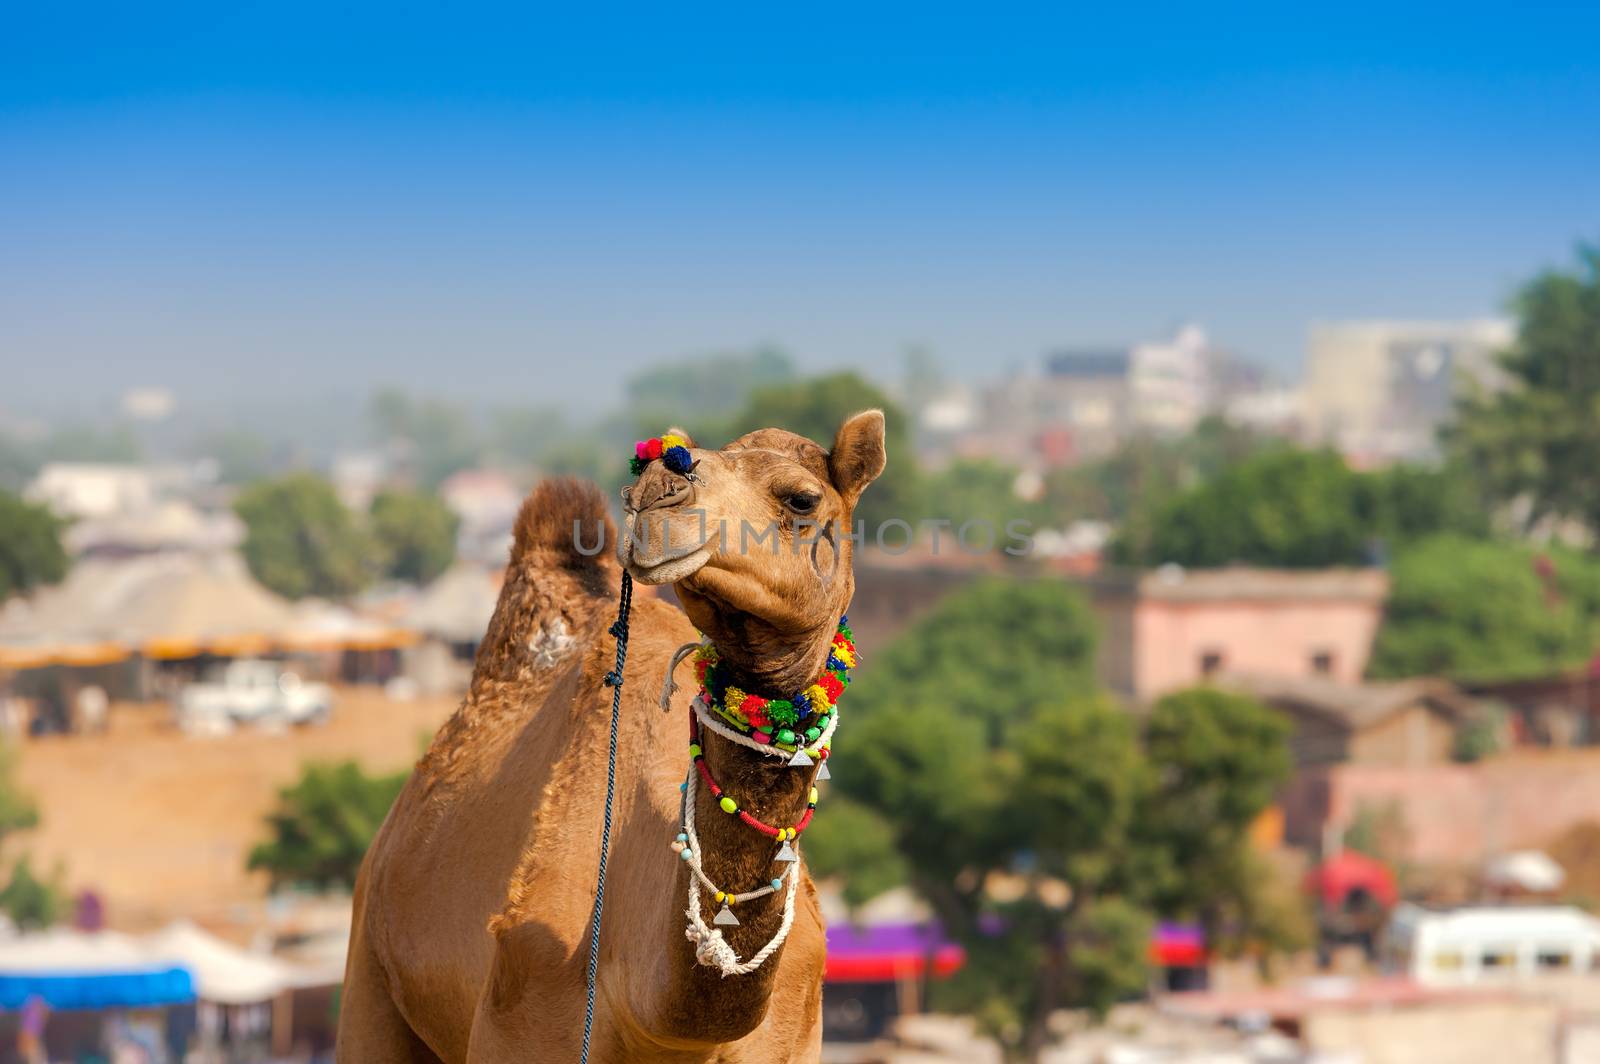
left=680, top=763, right=799, bottom=976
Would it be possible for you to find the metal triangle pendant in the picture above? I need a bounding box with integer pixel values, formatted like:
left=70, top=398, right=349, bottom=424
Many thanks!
left=713, top=903, right=740, bottom=926
left=787, top=748, right=813, bottom=767
left=815, top=760, right=830, bottom=781
left=775, top=840, right=798, bottom=863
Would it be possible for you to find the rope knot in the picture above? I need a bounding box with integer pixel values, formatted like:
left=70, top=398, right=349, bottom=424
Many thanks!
left=603, top=670, right=623, bottom=688
left=685, top=924, right=740, bottom=974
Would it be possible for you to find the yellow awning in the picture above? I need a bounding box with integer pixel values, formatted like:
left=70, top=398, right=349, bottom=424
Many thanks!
left=207, top=633, right=274, bottom=657
left=0, top=647, right=57, bottom=671
left=56, top=642, right=132, bottom=667
left=342, top=628, right=422, bottom=651
left=144, top=637, right=204, bottom=660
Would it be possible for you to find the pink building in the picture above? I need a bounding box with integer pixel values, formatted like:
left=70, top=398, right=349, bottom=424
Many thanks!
left=1085, top=567, right=1390, bottom=703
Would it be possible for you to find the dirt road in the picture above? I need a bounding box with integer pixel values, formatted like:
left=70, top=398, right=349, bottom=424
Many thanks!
left=12, top=688, right=458, bottom=929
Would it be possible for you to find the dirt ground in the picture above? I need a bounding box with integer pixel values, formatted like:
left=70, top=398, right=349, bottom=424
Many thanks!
left=11, top=687, right=460, bottom=929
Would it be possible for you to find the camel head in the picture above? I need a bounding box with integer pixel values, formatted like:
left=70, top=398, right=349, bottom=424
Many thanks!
left=619, top=410, right=886, bottom=691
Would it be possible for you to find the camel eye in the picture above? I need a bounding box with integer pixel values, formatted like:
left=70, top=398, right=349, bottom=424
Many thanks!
left=785, top=492, right=820, bottom=514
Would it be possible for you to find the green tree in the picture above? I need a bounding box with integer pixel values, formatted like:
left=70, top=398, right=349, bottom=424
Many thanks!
left=234, top=474, right=373, bottom=600
left=727, top=372, right=921, bottom=534
left=0, top=738, right=64, bottom=931
left=1114, top=448, right=1365, bottom=567
left=1369, top=535, right=1600, bottom=682
left=1134, top=687, right=1295, bottom=953
left=1357, top=462, right=1489, bottom=549
left=370, top=489, right=460, bottom=585
left=1114, top=446, right=1486, bottom=568
left=248, top=761, right=407, bottom=891
left=0, top=739, right=40, bottom=845
left=798, top=796, right=909, bottom=910
left=0, top=857, right=65, bottom=931
left=1044, top=417, right=1271, bottom=529
left=0, top=491, right=70, bottom=600
left=1447, top=245, right=1600, bottom=543
left=835, top=579, right=1141, bottom=1058
left=828, top=578, right=1308, bottom=1057
left=848, top=578, right=1099, bottom=745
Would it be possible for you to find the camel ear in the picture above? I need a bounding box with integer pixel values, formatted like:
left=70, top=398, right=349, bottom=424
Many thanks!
left=829, top=410, right=886, bottom=504
left=664, top=426, right=696, bottom=448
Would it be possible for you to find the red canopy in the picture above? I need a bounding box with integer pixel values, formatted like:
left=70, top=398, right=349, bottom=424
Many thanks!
left=1306, top=851, right=1398, bottom=908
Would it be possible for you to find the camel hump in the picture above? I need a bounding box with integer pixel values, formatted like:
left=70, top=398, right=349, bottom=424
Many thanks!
left=510, top=477, right=616, bottom=574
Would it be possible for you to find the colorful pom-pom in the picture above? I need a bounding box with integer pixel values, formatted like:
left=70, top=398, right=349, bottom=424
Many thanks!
left=662, top=445, right=693, bottom=474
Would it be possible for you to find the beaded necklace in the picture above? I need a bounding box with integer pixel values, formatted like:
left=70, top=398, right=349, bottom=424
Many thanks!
left=695, top=617, right=855, bottom=759
left=668, top=619, right=856, bottom=966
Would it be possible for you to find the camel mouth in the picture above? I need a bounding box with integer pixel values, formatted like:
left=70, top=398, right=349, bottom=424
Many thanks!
left=623, top=544, right=713, bottom=585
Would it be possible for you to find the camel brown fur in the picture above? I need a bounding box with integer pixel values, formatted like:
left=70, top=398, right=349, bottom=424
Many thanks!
left=338, top=412, right=887, bottom=1063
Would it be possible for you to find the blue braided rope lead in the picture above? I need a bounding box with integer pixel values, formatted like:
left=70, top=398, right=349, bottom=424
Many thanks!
left=582, top=569, right=633, bottom=1064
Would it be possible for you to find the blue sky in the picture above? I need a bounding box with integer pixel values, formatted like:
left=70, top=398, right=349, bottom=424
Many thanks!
left=3, top=4, right=1597, bottom=411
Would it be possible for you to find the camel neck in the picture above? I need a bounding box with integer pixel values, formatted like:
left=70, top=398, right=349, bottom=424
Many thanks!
left=624, top=618, right=849, bottom=1048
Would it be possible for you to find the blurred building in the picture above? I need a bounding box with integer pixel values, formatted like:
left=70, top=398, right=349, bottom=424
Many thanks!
left=1222, top=674, right=1482, bottom=769
left=945, top=324, right=1272, bottom=471
left=1086, top=566, right=1390, bottom=703
left=439, top=468, right=523, bottom=564
left=25, top=461, right=240, bottom=559
left=1281, top=748, right=1600, bottom=867
left=27, top=462, right=159, bottom=520
left=1304, top=318, right=1514, bottom=466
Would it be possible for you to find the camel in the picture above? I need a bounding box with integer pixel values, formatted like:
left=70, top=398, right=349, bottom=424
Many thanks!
left=338, top=411, right=887, bottom=1063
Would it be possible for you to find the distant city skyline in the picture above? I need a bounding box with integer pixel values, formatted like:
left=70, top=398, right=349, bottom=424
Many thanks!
left=3, top=5, right=1597, bottom=412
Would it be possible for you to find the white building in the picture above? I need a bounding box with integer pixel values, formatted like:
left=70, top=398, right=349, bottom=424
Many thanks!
left=1129, top=322, right=1214, bottom=435
left=1304, top=319, right=1514, bottom=465
left=27, top=463, right=158, bottom=520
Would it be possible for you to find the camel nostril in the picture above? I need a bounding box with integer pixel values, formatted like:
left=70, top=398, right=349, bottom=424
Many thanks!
left=633, top=473, right=695, bottom=514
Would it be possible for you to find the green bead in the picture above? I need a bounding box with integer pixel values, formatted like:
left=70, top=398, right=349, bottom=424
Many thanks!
left=719, top=796, right=737, bottom=814
left=804, top=727, right=821, bottom=741
left=688, top=743, right=702, bottom=757
left=776, top=729, right=796, bottom=745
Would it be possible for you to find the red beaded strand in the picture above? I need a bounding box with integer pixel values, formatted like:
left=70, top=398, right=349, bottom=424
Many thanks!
left=689, top=714, right=818, bottom=839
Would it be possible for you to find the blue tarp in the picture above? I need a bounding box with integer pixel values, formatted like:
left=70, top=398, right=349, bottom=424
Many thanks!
left=0, top=967, right=194, bottom=1011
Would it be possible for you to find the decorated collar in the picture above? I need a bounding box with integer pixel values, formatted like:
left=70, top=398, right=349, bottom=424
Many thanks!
left=693, top=617, right=856, bottom=753
left=631, top=433, right=694, bottom=476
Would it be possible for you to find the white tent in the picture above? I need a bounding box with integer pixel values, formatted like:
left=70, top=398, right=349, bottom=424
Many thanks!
left=144, top=921, right=303, bottom=1005
left=0, top=926, right=162, bottom=971
left=1484, top=850, right=1566, bottom=894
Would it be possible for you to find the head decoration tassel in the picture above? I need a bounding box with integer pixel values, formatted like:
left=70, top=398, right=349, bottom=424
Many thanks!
left=632, top=434, right=694, bottom=476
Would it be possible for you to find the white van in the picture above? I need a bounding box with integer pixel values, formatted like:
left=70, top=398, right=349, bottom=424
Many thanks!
left=1387, top=903, right=1600, bottom=985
